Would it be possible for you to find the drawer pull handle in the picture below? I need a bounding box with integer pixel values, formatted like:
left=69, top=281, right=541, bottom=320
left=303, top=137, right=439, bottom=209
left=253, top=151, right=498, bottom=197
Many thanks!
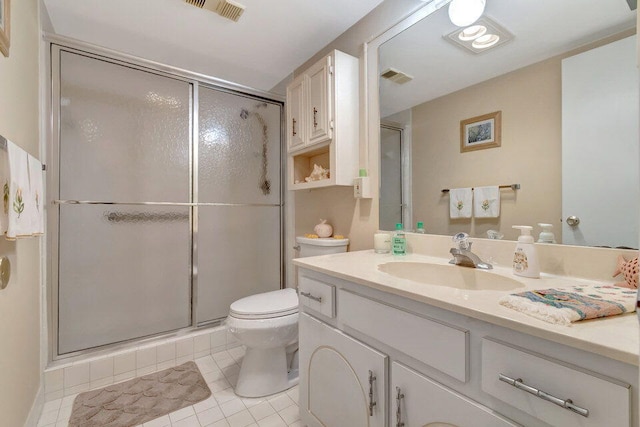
left=292, top=118, right=297, bottom=136
left=368, top=370, right=376, bottom=416
left=395, top=386, right=405, bottom=427
left=499, top=373, right=589, bottom=418
left=300, top=291, right=322, bottom=303
left=313, top=107, right=318, bottom=128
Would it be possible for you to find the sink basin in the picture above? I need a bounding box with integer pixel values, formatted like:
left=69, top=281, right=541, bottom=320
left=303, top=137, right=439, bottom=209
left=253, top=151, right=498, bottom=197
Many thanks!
left=378, top=262, right=525, bottom=291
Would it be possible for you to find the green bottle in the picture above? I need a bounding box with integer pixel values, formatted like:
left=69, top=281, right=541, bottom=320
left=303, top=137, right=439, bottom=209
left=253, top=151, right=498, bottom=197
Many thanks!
left=416, top=221, right=426, bottom=234
left=392, top=223, right=406, bottom=256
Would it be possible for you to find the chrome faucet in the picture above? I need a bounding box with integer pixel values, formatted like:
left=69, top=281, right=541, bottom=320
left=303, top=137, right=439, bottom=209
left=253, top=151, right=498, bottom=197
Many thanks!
left=449, top=232, right=493, bottom=270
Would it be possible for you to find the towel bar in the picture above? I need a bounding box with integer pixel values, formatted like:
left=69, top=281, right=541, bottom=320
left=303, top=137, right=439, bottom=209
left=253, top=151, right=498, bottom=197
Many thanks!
left=442, top=184, right=520, bottom=193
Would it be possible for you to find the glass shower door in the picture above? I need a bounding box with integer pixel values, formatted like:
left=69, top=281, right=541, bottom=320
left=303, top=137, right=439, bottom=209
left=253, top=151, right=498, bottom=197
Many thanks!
left=196, top=87, right=282, bottom=324
left=56, top=51, right=193, bottom=354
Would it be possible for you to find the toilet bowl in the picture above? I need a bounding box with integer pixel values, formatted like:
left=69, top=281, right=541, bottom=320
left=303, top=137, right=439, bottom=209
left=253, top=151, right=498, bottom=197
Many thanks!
left=227, top=288, right=299, bottom=397
left=227, top=236, right=349, bottom=397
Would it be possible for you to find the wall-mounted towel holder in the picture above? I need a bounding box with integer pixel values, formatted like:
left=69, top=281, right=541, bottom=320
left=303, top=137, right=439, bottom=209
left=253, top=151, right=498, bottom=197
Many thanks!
left=441, top=184, right=520, bottom=193
left=0, top=135, right=46, bottom=171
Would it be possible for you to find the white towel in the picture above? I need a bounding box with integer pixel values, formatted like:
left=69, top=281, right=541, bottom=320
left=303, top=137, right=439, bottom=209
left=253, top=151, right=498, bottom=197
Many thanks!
left=28, top=154, right=44, bottom=235
left=6, top=140, right=31, bottom=239
left=449, top=188, right=472, bottom=219
left=474, top=186, right=500, bottom=218
left=0, top=146, right=8, bottom=235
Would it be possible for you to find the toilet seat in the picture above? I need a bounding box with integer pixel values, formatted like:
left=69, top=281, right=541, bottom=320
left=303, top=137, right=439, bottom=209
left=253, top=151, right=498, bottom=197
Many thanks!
left=229, top=288, right=298, bottom=320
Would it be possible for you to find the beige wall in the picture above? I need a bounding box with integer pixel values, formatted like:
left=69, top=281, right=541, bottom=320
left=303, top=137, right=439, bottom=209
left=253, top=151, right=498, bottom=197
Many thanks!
left=411, top=30, right=635, bottom=243
left=0, top=0, right=42, bottom=425
left=412, top=57, right=562, bottom=242
left=292, top=0, right=423, bottom=254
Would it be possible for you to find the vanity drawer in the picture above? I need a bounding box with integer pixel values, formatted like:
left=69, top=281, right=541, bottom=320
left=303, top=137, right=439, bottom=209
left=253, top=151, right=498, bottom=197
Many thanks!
left=482, top=338, right=630, bottom=427
left=298, top=275, right=335, bottom=318
left=338, top=289, right=468, bottom=382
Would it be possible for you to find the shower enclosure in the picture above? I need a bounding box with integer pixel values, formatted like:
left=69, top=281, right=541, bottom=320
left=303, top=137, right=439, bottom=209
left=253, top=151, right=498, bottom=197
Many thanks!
left=49, top=44, right=283, bottom=357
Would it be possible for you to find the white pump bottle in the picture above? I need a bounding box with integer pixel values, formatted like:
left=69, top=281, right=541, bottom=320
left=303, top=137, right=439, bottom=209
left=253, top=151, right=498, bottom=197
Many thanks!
left=512, top=225, right=540, bottom=278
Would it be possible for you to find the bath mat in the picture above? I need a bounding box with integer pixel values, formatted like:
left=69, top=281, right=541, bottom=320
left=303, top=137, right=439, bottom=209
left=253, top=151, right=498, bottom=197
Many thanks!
left=499, top=284, right=637, bottom=325
left=69, top=361, right=211, bottom=427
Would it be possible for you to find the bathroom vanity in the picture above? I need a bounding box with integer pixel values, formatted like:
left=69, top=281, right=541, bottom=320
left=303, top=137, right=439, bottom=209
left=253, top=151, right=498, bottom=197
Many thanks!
left=294, top=242, right=639, bottom=427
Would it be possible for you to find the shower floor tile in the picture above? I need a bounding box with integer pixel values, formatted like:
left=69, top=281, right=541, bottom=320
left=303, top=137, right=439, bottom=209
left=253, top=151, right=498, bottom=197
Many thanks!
left=37, top=349, right=301, bottom=427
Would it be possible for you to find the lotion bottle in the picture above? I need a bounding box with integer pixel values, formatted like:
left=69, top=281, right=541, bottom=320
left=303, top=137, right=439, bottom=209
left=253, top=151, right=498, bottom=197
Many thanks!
left=512, top=225, right=540, bottom=278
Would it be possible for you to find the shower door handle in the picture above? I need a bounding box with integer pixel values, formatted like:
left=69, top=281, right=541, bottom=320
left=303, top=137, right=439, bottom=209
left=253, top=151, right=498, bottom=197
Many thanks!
left=105, top=211, right=189, bottom=223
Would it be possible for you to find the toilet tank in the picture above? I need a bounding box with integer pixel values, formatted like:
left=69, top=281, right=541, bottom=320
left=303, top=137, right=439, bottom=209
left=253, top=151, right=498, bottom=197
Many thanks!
left=295, top=236, right=349, bottom=258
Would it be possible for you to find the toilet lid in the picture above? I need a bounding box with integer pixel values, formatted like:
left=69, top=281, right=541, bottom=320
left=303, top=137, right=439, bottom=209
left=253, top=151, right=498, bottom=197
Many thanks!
left=229, top=288, right=299, bottom=319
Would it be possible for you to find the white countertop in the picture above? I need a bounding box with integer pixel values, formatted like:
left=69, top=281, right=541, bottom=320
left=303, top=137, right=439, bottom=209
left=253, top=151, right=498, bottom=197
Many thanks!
left=293, top=250, right=639, bottom=366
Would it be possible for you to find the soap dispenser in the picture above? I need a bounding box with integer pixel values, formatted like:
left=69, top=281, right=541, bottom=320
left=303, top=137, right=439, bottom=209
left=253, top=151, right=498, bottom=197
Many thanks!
left=512, top=226, right=540, bottom=278
left=537, top=223, right=556, bottom=243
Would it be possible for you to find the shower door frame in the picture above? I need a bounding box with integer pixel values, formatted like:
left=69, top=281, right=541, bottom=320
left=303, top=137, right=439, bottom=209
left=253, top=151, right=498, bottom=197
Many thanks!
left=45, top=36, right=286, bottom=361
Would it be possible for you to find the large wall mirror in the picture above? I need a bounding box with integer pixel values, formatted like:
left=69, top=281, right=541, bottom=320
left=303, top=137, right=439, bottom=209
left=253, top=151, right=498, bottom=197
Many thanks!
left=377, top=0, right=638, bottom=248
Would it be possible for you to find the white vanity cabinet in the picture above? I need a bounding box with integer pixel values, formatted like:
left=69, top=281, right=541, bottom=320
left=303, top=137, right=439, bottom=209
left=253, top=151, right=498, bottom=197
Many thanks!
left=286, top=50, right=359, bottom=190
left=393, top=362, right=519, bottom=427
left=299, top=313, right=387, bottom=427
left=297, top=267, right=637, bottom=427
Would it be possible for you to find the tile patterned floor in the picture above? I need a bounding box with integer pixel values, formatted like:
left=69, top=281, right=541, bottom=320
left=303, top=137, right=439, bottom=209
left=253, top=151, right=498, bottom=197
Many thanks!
left=37, top=348, right=302, bottom=427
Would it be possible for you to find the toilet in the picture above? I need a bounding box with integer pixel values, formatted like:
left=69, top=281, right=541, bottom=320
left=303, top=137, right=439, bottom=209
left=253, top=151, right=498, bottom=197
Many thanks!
left=227, top=236, right=349, bottom=397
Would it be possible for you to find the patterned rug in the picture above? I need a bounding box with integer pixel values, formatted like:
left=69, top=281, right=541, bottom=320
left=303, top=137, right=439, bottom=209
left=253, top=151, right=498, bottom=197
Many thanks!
left=69, top=361, right=211, bottom=427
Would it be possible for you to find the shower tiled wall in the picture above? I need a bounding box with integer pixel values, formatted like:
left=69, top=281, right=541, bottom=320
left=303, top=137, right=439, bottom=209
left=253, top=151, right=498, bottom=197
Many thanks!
left=43, top=325, right=239, bottom=401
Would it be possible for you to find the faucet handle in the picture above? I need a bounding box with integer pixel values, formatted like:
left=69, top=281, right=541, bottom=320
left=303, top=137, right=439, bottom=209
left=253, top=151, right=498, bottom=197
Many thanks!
left=452, top=232, right=470, bottom=250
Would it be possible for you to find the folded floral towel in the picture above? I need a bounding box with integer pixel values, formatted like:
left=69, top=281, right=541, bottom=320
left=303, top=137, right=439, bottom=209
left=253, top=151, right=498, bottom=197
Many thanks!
left=0, top=146, right=8, bottom=235
left=449, top=188, right=472, bottom=219
left=6, top=140, right=31, bottom=239
left=28, top=154, right=44, bottom=235
left=473, top=186, right=500, bottom=218
left=499, top=284, right=637, bottom=325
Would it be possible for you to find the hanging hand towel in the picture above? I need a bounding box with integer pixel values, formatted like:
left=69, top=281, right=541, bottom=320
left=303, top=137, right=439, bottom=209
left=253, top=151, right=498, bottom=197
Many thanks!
left=0, top=145, right=8, bottom=236
left=6, top=140, right=31, bottom=239
left=473, top=186, right=500, bottom=218
left=449, top=188, right=472, bottom=219
left=499, top=284, right=637, bottom=325
left=28, top=154, right=44, bottom=235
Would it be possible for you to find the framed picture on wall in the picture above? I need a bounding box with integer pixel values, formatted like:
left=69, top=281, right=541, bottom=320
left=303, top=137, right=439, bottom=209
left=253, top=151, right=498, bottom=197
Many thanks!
left=460, top=111, right=501, bottom=153
left=0, top=0, right=9, bottom=57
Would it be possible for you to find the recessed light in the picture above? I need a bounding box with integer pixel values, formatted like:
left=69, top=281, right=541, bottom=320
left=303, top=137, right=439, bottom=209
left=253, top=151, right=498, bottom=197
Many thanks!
left=472, top=34, right=500, bottom=49
left=458, top=25, right=487, bottom=41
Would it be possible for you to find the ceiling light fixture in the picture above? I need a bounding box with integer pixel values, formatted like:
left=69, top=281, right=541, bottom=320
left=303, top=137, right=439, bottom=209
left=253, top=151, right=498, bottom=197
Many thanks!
left=444, top=16, right=513, bottom=54
left=448, top=0, right=486, bottom=27
left=458, top=25, right=487, bottom=41
left=472, top=34, right=500, bottom=49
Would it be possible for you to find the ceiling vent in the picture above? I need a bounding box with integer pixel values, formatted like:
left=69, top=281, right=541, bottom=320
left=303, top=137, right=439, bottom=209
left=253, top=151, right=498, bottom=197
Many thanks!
left=380, top=68, right=414, bottom=84
left=185, top=0, right=246, bottom=22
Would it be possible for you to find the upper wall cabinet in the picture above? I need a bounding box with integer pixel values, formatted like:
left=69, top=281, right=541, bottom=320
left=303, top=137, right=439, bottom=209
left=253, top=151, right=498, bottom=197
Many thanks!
left=287, top=50, right=359, bottom=190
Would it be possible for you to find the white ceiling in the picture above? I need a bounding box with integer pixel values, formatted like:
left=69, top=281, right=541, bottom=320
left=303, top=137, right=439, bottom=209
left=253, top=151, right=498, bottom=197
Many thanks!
left=380, top=0, right=636, bottom=118
left=43, top=0, right=385, bottom=93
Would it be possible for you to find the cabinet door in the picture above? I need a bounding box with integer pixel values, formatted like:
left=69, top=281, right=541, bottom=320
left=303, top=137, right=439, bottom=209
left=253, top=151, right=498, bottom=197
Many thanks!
left=392, top=362, right=520, bottom=427
left=286, top=75, right=306, bottom=152
left=306, top=56, right=332, bottom=145
left=300, top=313, right=386, bottom=427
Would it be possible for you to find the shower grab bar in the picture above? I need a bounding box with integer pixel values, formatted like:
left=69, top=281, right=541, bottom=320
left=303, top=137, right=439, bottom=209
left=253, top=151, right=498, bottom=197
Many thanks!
left=53, top=200, right=283, bottom=207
